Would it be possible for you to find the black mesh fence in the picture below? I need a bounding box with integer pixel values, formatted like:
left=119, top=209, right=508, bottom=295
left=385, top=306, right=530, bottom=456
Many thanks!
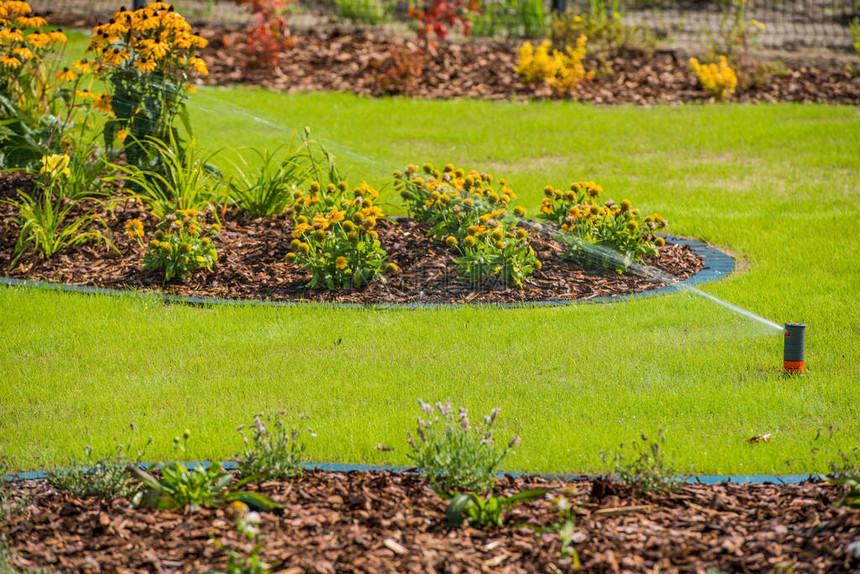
left=32, top=0, right=860, bottom=51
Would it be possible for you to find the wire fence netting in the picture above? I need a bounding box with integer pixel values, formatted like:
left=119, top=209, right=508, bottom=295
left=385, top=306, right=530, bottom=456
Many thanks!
left=31, top=0, right=860, bottom=51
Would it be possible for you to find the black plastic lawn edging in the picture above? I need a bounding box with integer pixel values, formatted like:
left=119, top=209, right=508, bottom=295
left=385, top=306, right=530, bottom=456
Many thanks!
left=0, top=235, right=734, bottom=309
left=4, top=461, right=821, bottom=486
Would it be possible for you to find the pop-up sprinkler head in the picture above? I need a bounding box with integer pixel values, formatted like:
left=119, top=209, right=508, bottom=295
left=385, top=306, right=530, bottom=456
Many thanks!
left=783, top=323, right=806, bottom=374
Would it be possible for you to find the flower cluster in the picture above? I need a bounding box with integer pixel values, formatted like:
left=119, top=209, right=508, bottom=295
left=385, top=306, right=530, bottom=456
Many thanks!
left=88, top=3, right=208, bottom=77
left=87, top=2, right=209, bottom=166
left=516, top=36, right=593, bottom=93
left=690, top=56, right=737, bottom=100
left=0, top=1, right=65, bottom=72
left=134, top=209, right=220, bottom=282
left=285, top=181, right=396, bottom=289
left=538, top=182, right=666, bottom=272
left=0, top=1, right=69, bottom=122
left=395, top=163, right=539, bottom=288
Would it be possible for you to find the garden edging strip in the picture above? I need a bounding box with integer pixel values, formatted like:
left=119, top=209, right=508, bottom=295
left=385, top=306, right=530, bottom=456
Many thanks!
left=3, top=461, right=818, bottom=485
left=0, top=235, right=734, bottom=309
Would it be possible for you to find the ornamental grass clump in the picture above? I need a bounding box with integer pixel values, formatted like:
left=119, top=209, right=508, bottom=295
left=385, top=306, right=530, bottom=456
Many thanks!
left=516, top=36, right=593, bottom=93
left=235, top=411, right=313, bottom=482
left=227, top=130, right=342, bottom=218
left=538, top=181, right=666, bottom=273
left=87, top=2, right=209, bottom=167
left=407, top=399, right=520, bottom=494
left=4, top=154, right=116, bottom=268
left=129, top=208, right=219, bottom=282
left=284, top=180, right=395, bottom=289
left=690, top=56, right=738, bottom=101
left=395, top=162, right=539, bottom=288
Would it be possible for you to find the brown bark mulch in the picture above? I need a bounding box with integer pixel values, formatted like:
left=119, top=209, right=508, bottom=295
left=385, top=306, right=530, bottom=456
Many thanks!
left=1, top=472, right=859, bottom=572
left=0, top=174, right=702, bottom=305
left=201, top=28, right=860, bottom=105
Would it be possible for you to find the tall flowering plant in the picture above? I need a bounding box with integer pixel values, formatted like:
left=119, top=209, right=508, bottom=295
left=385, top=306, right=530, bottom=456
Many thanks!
left=87, top=2, right=208, bottom=167
left=0, top=1, right=75, bottom=166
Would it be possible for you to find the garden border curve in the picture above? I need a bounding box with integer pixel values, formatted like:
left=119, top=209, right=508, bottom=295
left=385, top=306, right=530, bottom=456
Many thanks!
left=0, top=235, right=734, bottom=309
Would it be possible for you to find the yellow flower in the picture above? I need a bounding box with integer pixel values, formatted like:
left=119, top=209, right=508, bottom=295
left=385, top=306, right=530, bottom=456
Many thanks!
left=186, top=83, right=197, bottom=93
left=0, top=55, right=21, bottom=68
left=335, top=256, right=348, bottom=270
left=25, top=32, right=50, bottom=48
left=15, top=15, right=47, bottom=28
left=39, top=154, right=71, bottom=178
left=56, top=67, right=77, bottom=82
left=115, top=129, right=128, bottom=142
left=71, top=58, right=92, bottom=73
left=11, top=47, right=32, bottom=60
left=3, top=1, right=32, bottom=17
left=327, top=210, right=346, bottom=224
left=48, top=29, right=67, bottom=43
left=292, top=223, right=313, bottom=238
left=356, top=180, right=379, bottom=198
left=124, top=218, right=145, bottom=239
left=94, top=93, right=112, bottom=113
left=188, top=56, right=208, bottom=76
left=0, top=28, right=24, bottom=42
left=134, top=57, right=157, bottom=73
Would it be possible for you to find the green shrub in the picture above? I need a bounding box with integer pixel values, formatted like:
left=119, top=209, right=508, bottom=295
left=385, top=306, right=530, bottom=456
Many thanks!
left=407, top=399, right=519, bottom=494
left=332, top=0, right=391, bottom=25
left=471, top=0, right=547, bottom=39
left=550, top=0, right=655, bottom=63
left=235, top=412, right=312, bottom=482
left=47, top=428, right=152, bottom=499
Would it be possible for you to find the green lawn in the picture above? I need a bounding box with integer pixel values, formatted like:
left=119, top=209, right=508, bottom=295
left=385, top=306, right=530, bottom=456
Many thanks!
left=2, top=86, right=859, bottom=475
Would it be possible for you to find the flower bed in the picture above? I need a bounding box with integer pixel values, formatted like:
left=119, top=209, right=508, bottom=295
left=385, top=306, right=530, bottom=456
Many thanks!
left=2, top=472, right=858, bottom=572
left=0, top=172, right=703, bottom=305
left=197, top=28, right=860, bottom=105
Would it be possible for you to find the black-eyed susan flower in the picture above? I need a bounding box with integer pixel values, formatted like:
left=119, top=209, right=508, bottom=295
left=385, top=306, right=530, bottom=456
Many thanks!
left=56, top=66, right=76, bottom=82
left=335, top=256, right=348, bottom=270
left=655, top=237, right=666, bottom=247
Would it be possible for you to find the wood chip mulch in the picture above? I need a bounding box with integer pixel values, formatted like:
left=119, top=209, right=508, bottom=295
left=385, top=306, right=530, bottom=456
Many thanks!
left=1, top=472, right=859, bottom=572
left=200, top=28, right=860, bottom=105
left=0, top=174, right=703, bottom=305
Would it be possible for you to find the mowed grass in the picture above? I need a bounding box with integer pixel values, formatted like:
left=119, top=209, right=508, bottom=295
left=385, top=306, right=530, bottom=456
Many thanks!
left=1, top=86, right=859, bottom=474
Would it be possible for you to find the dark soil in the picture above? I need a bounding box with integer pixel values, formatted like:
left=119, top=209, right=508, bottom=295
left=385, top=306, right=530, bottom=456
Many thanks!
left=1, top=472, right=858, bottom=572
left=199, top=28, right=860, bottom=105
left=0, top=174, right=703, bottom=305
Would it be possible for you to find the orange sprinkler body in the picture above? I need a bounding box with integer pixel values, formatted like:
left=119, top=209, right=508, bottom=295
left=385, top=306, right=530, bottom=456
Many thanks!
left=783, top=323, right=806, bottom=374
